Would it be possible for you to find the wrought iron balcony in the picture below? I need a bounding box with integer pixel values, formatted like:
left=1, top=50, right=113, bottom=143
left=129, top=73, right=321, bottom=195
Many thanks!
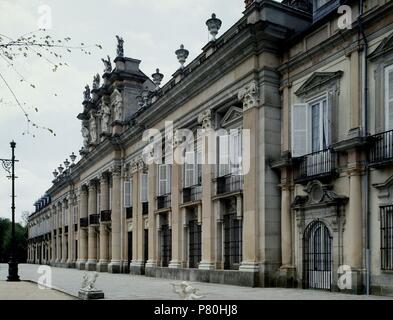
left=126, top=207, right=133, bottom=220
left=293, top=149, right=337, bottom=183
left=58, top=228, right=62, bottom=235
left=216, top=174, right=244, bottom=195
left=74, top=224, right=78, bottom=232
left=80, top=217, right=88, bottom=228
left=89, top=214, right=100, bottom=226
left=183, top=185, right=202, bottom=203
left=369, top=129, right=393, bottom=167
left=157, top=194, right=171, bottom=210
left=100, top=210, right=112, bottom=223
left=142, top=202, right=148, bottom=215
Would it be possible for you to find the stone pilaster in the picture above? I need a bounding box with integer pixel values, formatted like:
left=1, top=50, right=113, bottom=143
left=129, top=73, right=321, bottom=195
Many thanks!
left=56, top=204, right=61, bottom=264
left=169, top=146, right=183, bottom=268
left=108, top=165, right=122, bottom=273
left=344, top=149, right=365, bottom=294
left=198, top=110, right=216, bottom=270
left=239, top=81, right=260, bottom=273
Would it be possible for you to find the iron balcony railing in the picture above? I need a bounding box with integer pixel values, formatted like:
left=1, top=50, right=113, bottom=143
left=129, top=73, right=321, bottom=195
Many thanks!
left=293, top=149, right=337, bottom=183
left=74, top=224, right=78, bottom=232
left=58, top=228, right=62, bottom=235
left=183, top=184, right=202, bottom=203
left=370, top=129, right=393, bottom=165
left=142, top=202, right=148, bottom=215
left=157, top=193, right=171, bottom=210
left=80, top=217, right=88, bottom=228
left=64, top=226, right=68, bottom=234
left=100, top=210, right=111, bottom=223
left=126, top=207, right=133, bottom=220
left=216, top=174, right=244, bottom=195
left=89, top=214, right=100, bottom=226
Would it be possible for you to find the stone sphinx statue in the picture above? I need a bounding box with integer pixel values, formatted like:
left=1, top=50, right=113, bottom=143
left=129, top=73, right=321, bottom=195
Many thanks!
left=101, top=100, right=111, bottom=134
left=101, top=55, right=112, bottom=73
left=112, top=88, right=123, bottom=122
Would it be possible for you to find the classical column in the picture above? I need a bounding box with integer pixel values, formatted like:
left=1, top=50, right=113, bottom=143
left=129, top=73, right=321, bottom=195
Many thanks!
left=61, top=201, right=68, bottom=265
left=86, top=181, right=98, bottom=271
left=51, top=207, right=56, bottom=265
left=345, top=150, right=364, bottom=293
left=198, top=110, right=216, bottom=270
left=76, top=186, right=88, bottom=270
left=146, top=164, right=158, bottom=269
left=108, top=165, right=122, bottom=273
left=97, top=174, right=109, bottom=272
left=239, top=81, right=260, bottom=272
left=130, top=161, right=144, bottom=274
left=56, top=204, right=61, bottom=264
left=169, top=144, right=183, bottom=268
left=67, top=197, right=74, bottom=267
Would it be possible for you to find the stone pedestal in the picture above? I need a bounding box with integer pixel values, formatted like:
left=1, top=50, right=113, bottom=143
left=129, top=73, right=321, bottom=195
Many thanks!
left=78, top=289, right=104, bottom=300
left=96, top=260, right=108, bottom=272
left=130, top=261, right=145, bottom=275
left=108, top=261, right=121, bottom=274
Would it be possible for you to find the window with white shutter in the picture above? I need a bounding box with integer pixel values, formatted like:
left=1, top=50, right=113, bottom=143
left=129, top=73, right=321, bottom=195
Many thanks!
left=229, top=129, right=243, bottom=175
left=385, top=65, right=393, bottom=130
left=158, top=164, right=171, bottom=195
left=184, top=151, right=195, bottom=187
left=292, top=103, right=309, bottom=157
left=124, top=180, right=131, bottom=208
left=218, top=134, right=230, bottom=177
left=140, top=173, right=148, bottom=203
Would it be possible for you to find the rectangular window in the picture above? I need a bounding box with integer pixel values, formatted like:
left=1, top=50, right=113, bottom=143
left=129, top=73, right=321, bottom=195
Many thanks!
left=140, top=173, right=148, bottom=203
left=292, top=95, right=331, bottom=157
left=124, top=180, right=132, bottom=208
left=223, top=213, right=242, bottom=270
left=385, top=65, right=393, bottom=130
left=381, top=205, right=393, bottom=270
left=158, top=164, right=171, bottom=195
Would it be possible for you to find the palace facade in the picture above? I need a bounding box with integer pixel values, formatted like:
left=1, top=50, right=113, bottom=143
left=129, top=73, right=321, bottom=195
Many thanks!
left=27, top=0, right=393, bottom=296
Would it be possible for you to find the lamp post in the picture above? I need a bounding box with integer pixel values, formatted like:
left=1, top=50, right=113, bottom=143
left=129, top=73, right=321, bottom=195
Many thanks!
left=1, top=141, right=20, bottom=281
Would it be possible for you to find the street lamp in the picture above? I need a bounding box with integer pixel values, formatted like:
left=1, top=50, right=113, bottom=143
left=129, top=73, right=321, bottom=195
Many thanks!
left=0, top=141, right=20, bottom=281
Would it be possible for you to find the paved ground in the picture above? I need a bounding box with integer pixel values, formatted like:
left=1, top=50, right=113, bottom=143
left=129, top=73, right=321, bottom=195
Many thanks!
left=0, top=280, right=76, bottom=300
left=0, top=263, right=392, bottom=300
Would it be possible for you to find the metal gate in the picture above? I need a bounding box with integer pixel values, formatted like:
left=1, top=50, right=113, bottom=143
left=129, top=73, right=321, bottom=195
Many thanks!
left=161, top=224, right=171, bottom=267
left=188, top=219, right=201, bottom=268
left=303, top=220, right=332, bottom=290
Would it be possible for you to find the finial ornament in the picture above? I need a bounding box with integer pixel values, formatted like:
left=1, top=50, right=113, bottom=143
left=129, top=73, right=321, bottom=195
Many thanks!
left=206, top=13, right=222, bottom=41
left=152, top=68, right=164, bottom=90
left=175, top=44, right=189, bottom=69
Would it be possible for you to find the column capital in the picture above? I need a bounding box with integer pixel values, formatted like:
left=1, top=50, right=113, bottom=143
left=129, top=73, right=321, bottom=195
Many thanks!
left=197, top=109, right=213, bottom=129
left=111, top=164, right=122, bottom=177
left=88, top=180, right=97, bottom=190
left=238, top=80, right=259, bottom=111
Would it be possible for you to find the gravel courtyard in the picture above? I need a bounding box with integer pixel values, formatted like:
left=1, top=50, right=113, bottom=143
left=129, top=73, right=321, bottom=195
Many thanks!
left=0, top=263, right=391, bottom=300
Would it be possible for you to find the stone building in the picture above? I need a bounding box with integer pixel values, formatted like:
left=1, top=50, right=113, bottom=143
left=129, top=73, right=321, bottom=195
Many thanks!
left=27, top=0, right=393, bottom=295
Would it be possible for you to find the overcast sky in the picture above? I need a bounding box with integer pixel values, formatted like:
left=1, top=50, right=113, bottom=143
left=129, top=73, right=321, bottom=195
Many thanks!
left=0, top=0, right=245, bottom=223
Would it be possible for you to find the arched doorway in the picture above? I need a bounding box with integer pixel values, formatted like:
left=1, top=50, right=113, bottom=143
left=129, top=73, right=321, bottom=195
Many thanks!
left=303, top=220, right=332, bottom=290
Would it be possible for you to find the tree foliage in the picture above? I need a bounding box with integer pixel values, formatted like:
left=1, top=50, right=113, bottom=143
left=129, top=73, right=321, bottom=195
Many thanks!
left=0, top=217, right=28, bottom=263
left=0, top=29, right=102, bottom=136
